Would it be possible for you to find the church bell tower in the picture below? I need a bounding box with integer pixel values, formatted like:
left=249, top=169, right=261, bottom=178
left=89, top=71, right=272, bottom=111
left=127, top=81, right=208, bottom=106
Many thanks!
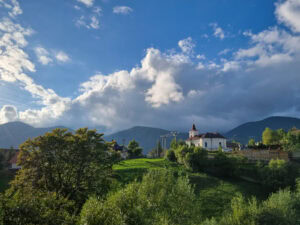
left=189, top=124, right=198, bottom=138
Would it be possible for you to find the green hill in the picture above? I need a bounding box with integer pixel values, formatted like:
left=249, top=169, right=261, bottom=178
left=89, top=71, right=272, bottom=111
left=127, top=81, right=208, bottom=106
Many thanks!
left=113, top=158, right=268, bottom=219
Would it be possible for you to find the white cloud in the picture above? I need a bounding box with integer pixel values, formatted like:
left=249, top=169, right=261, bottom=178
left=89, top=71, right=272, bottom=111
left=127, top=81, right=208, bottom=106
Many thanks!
left=0, top=0, right=22, bottom=18
left=34, top=47, right=52, bottom=65
left=210, top=23, right=225, bottom=40
left=76, top=15, right=100, bottom=29
left=90, top=16, right=100, bottom=29
left=276, top=0, right=300, bottom=33
left=55, top=51, right=70, bottom=63
left=218, top=48, right=231, bottom=55
left=77, top=0, right=94, bottom=7
left=196, top=54, right=206, bottom=60
left=0, top=105, right=18, bottom=123
left=113, top=6, right=133, bottom=15
left=178, top=37, right=195, bottom=54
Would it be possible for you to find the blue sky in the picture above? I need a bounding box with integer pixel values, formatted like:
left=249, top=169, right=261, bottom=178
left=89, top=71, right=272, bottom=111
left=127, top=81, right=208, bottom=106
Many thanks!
left=0, top=0, right=300, bottom=133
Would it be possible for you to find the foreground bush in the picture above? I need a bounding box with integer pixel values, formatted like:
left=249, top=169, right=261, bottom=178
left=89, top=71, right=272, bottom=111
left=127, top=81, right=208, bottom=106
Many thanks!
left=204, top=180, right=300, bottom=225
left=80, top=169, right=201, bottom=225
left=0, top=189, right=77, bottom=225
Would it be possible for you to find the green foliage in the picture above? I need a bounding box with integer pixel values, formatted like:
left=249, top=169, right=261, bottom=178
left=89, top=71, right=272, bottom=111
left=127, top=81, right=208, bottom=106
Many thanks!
left=170, top=138, right=178, bottom=149
left=248, top=138, right=255, bottom=147
left=148, top=141, right=163, bottom=158
left=259, top=159, right=297, bottom=192
left=184, top=147, right=208, bottom=171
left=206, top=184, right=300, bottom=225
left=80, top=169, right=201, bottom=225
left=262, top=127, right=275, bottom=145
left=127, top=139, right=143, bottom=158
left=174, top=145, right=193, bottom=164
left=9, top=128, right=115, bottom=209
left=0, top=189, right=77, bottom=225
left=165, top=149, right=177, bottom=162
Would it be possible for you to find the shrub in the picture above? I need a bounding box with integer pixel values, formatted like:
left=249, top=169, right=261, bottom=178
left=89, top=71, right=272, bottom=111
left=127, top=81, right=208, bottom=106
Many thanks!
left=0, top=190, right=77, bottom=225
left=184, top=147, right=208, bottom=171
left=165, top=149, right=177, bottom=162
left=80, top=170, right=201, bottom=225
left=259, top=159, right=297, bottom=192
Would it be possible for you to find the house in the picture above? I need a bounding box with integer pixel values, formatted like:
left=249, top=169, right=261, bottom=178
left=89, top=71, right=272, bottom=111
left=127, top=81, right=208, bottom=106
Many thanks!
left=112, top=142, right=129, bottom=159
left=9, top=151, right=21, bottom=170
left=186, top=124, right=227, bottom=151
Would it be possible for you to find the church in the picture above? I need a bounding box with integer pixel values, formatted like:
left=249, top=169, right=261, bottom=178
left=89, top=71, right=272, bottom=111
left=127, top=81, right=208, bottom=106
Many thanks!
left=186, top=124, right=227, bottom=151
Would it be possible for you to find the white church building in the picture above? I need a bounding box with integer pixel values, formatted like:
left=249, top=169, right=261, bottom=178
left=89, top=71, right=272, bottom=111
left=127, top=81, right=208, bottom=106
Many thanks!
left=186, top=124, right=227, bottom=151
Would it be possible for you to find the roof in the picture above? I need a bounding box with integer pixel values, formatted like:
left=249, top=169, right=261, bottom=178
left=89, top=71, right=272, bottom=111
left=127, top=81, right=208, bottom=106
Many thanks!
left=187, top=132, right=226, bottom=141
left=9, top=151, right=19, bottom=164
left=190, top=124, right=197, bottom=131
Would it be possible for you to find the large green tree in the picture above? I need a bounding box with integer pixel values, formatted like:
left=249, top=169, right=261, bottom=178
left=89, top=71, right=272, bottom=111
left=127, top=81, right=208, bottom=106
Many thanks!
left=127, top=139, right=143, bottom=158
left=9, top=128, right=115, bottom=208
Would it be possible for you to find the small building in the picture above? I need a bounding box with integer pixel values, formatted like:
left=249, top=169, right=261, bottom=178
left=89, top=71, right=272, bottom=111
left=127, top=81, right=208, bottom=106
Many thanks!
left=112, top=142, right=128, bottom=159
left=186, top=124, right=227, bottom=151
left=9, top=151, right=21, bottom=170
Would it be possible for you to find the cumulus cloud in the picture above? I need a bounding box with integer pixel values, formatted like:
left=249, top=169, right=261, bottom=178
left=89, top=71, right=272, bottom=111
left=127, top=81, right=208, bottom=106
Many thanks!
left=55, top=51, right=70, bottom=63
left=210, top=23, right=225, bottom=40
left=276, top=0, right=300, bottom=33
left=0, top=0, right=22, bottom=18
left=113, top=6, right=133, bottom=15
left=77, top=0, right=94, bottom=7
left=2, top=0, right=300, bottom=135
left=0, top=105, right=18, bottom=123
left=76, top=15, right=100, bottom=30
left=34, top=47, right=52, bottom=65
left=178, top=37, right=195, bottom=54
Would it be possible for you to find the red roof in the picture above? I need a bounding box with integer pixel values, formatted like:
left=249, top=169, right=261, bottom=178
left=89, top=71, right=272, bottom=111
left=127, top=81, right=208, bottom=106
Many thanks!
left=9, top=151, right=19, bottom=164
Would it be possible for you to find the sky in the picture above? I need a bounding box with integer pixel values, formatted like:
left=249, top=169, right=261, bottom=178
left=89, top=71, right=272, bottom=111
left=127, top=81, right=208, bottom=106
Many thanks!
left=0, top=0, right=300, bottom=133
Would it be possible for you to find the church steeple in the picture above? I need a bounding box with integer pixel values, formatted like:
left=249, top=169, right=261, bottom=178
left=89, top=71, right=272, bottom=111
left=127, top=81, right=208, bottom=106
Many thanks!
left=189, top=124, right=198, bottom=138
left=192, top=124, right=197, bottom=131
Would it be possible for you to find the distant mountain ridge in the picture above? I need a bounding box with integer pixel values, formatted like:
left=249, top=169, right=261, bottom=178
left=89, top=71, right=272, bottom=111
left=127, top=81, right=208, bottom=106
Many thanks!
left=1, top=116, right=300, bottom=152
left=104, top=126, right=188, bottom=154
left=225, top=116, right=300, bottom=144
left=0, top=121, right=70, bottom=149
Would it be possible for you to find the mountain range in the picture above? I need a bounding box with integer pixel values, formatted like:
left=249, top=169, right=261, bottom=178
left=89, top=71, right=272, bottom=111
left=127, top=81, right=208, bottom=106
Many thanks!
left=0, top=122, right=69, bottom=149
left=1, top=116, right=300, bottom=153
left=225, top=116, right=300, bottom=144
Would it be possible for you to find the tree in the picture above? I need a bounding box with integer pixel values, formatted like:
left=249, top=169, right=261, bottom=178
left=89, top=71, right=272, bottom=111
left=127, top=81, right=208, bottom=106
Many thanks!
left=248, top=138, right=255, bottom=147
left=127, top=139, right=143, bottom=158
left=80, top=170, right=201, bottom=225
left=262, top=127, right=275, bottom=146
left=9, top=128, right=115, bottom=209
left=165, top=149, right=176, bottom=162
left=170, top=138, right=178, bottom=149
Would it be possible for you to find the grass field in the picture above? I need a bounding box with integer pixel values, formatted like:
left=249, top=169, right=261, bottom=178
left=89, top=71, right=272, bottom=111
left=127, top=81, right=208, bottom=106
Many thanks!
left=113, top=158, right=269, bottom=219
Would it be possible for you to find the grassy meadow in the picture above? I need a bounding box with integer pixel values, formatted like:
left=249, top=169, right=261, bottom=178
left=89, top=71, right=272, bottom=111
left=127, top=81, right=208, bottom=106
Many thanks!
left=113, top=158, right=268, bottom=219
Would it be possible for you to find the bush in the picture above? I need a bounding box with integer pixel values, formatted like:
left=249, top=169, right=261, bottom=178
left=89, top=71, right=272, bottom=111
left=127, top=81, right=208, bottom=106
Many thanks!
left=0, top=190, right=77, bottom=225
left=174, top=145, right=193, bottom=164
left=259, top=159, right=297, bottom=192
left=206, top=183, right=300, bottom=225
left=184, top=147, right=208, bottom=171
left=80, top=170, right=201, bottom=225
left=165, top=149, right=177, bottom=162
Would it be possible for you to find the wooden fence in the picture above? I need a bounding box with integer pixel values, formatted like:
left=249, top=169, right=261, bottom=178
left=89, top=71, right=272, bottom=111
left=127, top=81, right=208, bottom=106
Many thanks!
left=236, top=150, right=290, bottom=162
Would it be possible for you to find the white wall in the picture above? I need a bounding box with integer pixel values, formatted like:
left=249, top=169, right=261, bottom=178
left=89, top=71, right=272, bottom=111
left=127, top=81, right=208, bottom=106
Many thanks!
left=186, top=138, right=226, bottom=151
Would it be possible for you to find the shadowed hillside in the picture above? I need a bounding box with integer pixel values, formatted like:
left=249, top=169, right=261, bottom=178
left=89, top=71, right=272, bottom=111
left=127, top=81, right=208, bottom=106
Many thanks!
left=225, top=116, right=300, bottom=144
left=0, top=122, right=70, bottom=148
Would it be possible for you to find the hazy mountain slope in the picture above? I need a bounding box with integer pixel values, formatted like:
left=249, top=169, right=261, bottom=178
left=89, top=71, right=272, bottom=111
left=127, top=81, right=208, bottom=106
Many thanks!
left=0, top=122, right=70, bottom=148
left=104, top=126, right=188, bottom=154
left=225, top=116, right=300, bottom=144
